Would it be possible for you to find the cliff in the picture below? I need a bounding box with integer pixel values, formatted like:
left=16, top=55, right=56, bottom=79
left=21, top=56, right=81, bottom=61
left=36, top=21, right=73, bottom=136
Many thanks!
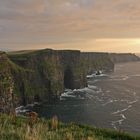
left=1, top=49, right=139, bottom=108
left=0, top=52, right=29, bottom=113
left=5, top=49, right=114, bottom=106
left=109, top=53, right=140, bottom=63
left=81, top=52, right=114, bottom=74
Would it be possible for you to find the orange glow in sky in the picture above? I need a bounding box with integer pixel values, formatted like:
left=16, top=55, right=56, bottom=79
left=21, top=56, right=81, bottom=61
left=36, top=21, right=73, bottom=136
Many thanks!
left=1, top=0, right=140, bottom=52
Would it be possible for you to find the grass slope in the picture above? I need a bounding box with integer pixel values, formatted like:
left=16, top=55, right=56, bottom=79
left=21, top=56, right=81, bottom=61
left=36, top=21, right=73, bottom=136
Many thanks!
left=0, top=114, right=139, bottom=140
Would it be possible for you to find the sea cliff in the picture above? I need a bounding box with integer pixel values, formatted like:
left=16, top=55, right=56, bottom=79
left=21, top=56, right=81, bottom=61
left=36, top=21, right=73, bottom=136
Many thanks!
left=6, top=49, right=113, bottom=106
left=1, top=49, right=139, bottom=111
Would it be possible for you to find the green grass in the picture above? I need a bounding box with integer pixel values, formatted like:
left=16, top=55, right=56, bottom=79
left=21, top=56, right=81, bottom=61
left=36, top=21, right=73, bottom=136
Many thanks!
left=0, top=114, right=139, bottom=140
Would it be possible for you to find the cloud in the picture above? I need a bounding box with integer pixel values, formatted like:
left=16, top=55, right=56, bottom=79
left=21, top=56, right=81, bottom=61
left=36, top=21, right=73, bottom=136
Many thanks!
left=1, top=0, right=140, bottom=51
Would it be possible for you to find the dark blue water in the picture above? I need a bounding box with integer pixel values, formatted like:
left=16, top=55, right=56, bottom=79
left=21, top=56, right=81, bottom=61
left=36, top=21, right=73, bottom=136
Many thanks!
left=36, top=62, right=140, bottom=134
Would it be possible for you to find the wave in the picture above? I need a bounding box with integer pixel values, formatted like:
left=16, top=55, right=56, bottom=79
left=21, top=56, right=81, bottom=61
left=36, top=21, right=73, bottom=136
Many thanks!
left=106, top=90, right=111, bottom=93
left=102, top=100, right=115, bottom=106
left=15, top=102, right=40, bottom=116
left=60, top=92, right=76, bottom=98
left=87, top=71, right=108, bottom=79
left=60, top=84, right=103, bottom=101
left=120, top=114, right=126, bottom=119
left=111, top=113, right=127, bottom=130
left=88, top=85, right=98, bottom=90
left=112, top=105, right=132, bottom=115
left=109, top=75, right=129, bottom=81
left=128, top=100, right=138, bottom=104
left=15, top=106, right=30, bottom=115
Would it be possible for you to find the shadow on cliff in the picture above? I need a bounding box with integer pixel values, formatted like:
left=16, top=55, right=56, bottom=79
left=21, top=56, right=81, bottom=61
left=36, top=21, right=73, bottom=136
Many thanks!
left=64, top=66, right=74, bottom=89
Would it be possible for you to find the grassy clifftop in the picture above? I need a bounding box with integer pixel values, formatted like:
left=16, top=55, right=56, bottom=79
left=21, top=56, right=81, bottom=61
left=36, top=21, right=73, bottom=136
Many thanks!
left=0, top=114, right=139, bottom=140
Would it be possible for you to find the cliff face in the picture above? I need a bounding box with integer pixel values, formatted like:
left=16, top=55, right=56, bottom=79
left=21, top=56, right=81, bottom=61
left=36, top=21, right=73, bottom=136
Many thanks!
left=0, top=52, right=27, bottom=113
left=0, top=52, right=14, bottom=113
left=109, top=53, right=140, bottom=63
left=81, top=52, right=114, bottom=74
left=1, top=49, right=140, bottom=111
left=8, top=49, right=64, bottom=103
left=0, top=49, right=114, bottom=106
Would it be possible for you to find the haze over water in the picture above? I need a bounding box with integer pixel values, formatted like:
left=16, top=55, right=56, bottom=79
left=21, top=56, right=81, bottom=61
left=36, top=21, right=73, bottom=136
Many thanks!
left=36, top=62, right=140, bottom=134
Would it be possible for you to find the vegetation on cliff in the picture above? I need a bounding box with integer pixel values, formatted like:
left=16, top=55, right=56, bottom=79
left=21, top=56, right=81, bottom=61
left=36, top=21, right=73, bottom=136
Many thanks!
left=0, top=114, right=139, bottom=140
left=0, top=52, right=19, bottom=113
left=0, top=51, right=35, bottom=112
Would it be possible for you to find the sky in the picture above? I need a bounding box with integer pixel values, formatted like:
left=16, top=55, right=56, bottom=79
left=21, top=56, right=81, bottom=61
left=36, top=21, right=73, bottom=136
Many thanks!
left=1, top=0, right=140, bottom=52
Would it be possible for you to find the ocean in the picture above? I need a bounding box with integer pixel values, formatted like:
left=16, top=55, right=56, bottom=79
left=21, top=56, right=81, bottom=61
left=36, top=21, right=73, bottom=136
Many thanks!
left=35, top=62, right=140, bottom=134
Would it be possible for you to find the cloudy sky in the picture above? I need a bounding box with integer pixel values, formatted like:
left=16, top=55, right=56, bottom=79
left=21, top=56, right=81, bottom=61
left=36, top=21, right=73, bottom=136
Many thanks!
left=1, top=0, right=140, bottom=52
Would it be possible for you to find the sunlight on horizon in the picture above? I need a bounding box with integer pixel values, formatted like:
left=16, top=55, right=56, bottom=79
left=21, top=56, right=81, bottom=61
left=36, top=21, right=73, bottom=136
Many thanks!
left=4, top=38, right=140, bottom=53
left=27, top=38, right=140, bottom=53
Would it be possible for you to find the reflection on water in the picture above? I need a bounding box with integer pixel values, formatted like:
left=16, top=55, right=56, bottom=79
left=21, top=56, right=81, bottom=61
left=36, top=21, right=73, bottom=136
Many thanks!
left=35, top=62, right=140, bottom=134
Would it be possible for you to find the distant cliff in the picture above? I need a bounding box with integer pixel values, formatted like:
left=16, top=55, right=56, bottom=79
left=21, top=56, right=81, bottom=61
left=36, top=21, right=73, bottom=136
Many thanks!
left=109, top=53, right=140, bottom=63
left=81, top=52, right=114, bottom=74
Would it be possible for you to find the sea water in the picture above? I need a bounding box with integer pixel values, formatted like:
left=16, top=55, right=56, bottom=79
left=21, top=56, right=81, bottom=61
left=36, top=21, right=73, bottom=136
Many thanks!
left=35, top=62, right=140, bottom=134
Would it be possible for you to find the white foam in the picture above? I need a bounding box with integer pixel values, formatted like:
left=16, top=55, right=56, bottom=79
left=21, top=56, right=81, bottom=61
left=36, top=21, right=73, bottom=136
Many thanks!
left=88, top=85, right=97, bottom=90
left=133, top=92, right=137, bottom=96
left=122, top=76, right=129, bottom=80
left=102, top=100, right=114, bottom=106
left=87, top=74, right=94, bottom=78
left=65, top=89, right=72, bottom=92
left=75, top=88, right=88, bottom=92
left=16, top=106, right=24, bottom=111
left=87, top=71, right=108, bottom=78
left=106, top=90, right=111, bottom=93
left=120, top=99, right=138, bottom=104
left=120, top=114, right=126, bottom=119
left=112, top=105, right=132, bottom=115
left=109, top=75, right=129, bottom=81
left=111, top=113, right=127, bottom=130
left=15, top=102, right=40, bottom=116
left=85, top=93, right=93, bottom=99
left=96, top=88, right=102, bottom=93
left=128, top=100, right=138, bottom=104
left=60, top=92, right=76, bottom=98
left=125, top=89, right=130, bottom=92
left=112, top=119, right=124, bottom=125
left=15, top=106, right=30, bottom=115
left=111, top=123, right=117, bottom=130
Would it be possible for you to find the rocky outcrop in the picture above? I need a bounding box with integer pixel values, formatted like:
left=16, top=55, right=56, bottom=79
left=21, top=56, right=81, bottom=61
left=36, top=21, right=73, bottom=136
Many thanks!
left=109, top=53, right=140, bottom=63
